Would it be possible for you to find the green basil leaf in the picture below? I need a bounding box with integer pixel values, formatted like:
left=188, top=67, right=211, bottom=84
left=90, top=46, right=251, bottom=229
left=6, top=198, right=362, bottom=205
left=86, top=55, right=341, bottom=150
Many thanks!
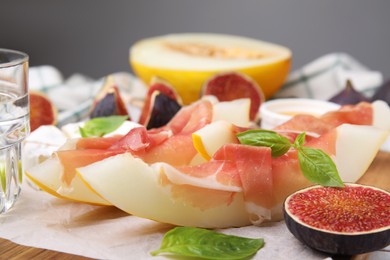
left=237, top=129, right=291, bottom=157
left=151, top=227, right=264, bottom=260
left=79, top=115, right=128, bottom=138
left=297, top=147, right=344, bottom=187
left=293, top=132, right=305, bottom=148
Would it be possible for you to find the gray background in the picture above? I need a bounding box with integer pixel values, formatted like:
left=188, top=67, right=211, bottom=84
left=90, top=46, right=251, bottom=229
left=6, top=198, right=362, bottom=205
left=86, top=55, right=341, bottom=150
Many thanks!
left=1, top=0, right=390, bottom=80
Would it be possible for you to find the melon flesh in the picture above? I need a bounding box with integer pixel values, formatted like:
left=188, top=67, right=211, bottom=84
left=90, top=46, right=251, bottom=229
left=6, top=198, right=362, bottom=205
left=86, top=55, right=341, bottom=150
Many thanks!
left=212, top=98, right=251, bottom=127
left=372, top=100, right=390, bottom=130
left=77, top=153, right=250, bottom=228
left=26, top=157, right=110, bottom=206
left=335, top=124, right=388, bottom=182
left=130, top=33, right=291, bottom=71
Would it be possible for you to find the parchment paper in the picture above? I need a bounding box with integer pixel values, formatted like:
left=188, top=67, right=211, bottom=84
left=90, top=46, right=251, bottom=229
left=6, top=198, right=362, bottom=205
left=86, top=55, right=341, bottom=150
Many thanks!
left=0, top=181, right=332, bottom=260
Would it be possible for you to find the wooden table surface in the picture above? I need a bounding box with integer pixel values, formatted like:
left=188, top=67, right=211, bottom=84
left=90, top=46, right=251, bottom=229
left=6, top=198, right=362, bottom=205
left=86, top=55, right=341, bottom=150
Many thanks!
left=0, top=151, right=389, bottom=260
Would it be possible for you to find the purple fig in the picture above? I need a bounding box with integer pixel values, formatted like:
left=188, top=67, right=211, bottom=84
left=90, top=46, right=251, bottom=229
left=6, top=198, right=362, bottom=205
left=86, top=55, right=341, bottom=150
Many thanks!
left=329, top=80, right=369, bottom=105
left=145, top=92, right=181, bottom=129
left=372, top=79, right=390, bottom=106
left=90, top=76, right=129, bottom=119
left=139, top=78, right=181, bottom=125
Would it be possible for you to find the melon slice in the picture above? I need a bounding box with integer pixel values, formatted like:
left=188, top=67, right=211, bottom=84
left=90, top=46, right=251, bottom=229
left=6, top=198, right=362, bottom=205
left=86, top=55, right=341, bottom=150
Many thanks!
left=372, top=100, right=390, bottom=130
left=25, top=157, right=111, bottom=206
left=212, top=98, right=251, bottom=127
left=130, top=33, right=291, bottom=104
left=77, top=153, right=250, bottom=228
left=192, top=120, right=238, bottom=160
left=334, top=124, right=388, bottom=182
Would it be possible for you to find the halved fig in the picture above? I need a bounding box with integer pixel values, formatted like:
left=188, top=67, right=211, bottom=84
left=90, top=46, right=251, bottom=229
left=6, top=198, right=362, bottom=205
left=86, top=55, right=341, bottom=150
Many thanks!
left=202, top=72, right=265, bottom=121
left=90, top=76, right=129, bottom=118
left=29, top=90, right=57, bottom=131
left=284, top=184, right=390, bottom=255
left=139, top=77, right=182, bottom=126
left=145, top=91, right=181, bottom=129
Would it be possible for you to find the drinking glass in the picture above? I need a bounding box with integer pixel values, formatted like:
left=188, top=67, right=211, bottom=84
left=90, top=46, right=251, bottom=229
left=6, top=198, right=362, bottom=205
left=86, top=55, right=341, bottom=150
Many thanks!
left=0, top=49, right=29, bottom=213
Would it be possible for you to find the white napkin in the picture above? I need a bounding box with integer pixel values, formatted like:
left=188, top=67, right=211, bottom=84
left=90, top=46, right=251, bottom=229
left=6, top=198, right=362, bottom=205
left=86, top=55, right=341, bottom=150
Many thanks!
left=275, top=52, right=383, bottom=100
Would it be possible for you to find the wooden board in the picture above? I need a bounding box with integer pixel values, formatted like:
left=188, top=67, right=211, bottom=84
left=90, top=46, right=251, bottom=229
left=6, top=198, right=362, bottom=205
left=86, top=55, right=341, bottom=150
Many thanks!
left=0, top=151, right=389, bottom=259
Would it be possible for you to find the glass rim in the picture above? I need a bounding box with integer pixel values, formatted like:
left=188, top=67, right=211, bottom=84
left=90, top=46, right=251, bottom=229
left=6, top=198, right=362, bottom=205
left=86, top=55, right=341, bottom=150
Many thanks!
left=0, top=48, right=29, bottom=69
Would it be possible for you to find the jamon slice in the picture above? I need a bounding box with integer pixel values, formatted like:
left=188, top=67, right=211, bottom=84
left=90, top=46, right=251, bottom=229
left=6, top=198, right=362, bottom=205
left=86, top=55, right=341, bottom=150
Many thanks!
left=110, top=99, right=213, bottom=165
left=275, top=100, right=390, bottom=134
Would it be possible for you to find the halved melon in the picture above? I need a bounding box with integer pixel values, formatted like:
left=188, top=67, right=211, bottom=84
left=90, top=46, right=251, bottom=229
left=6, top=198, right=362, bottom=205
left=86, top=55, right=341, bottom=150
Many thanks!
left=130, top=33, right=291, bottom=104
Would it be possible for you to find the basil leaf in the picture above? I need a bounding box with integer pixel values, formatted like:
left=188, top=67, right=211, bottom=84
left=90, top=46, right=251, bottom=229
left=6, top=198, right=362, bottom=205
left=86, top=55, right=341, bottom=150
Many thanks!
left=237, top=129, right=291, bottom=157
left=151, top=227, right=264, bottom=260
left=294, top=132, right=305, bottom=148
left=79, top=115, right=128, bottom=137
left=297, top=147, right=344, bottom=187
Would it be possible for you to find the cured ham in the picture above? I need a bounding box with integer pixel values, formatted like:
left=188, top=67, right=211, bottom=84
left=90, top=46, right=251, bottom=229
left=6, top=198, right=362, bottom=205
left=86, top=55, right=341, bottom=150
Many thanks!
left=275, top=101, right=384, bottom=135
left=57, top=149, right=124, bottom=187
left=110, top=99, right=213, bottom=165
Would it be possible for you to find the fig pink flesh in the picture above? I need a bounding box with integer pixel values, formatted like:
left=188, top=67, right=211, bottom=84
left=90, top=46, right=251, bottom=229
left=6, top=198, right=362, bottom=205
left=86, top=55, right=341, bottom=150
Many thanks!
left=287, top=185, right=390, bottom=232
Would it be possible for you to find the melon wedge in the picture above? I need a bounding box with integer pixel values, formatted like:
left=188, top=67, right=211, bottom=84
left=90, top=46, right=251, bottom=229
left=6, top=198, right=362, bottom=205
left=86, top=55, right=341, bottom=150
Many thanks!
left=192, top=120, right=238, bottom=160
left=372, top=100, right=390, bottom=130
left=334, top=124, right=388, bottom=182
left=130, top=33, right=291, bottom=104
left=212, top=98, right=251, bottom=127
left=25, top=157, right=111, bottom=206
left=77, top=153, right=250, bottom=228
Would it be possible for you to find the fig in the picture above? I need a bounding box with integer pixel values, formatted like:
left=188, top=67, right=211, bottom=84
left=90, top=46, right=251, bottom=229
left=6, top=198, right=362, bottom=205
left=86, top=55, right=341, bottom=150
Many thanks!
left=145, top=91, right=181, bottom=129
left=139, top=77, right=181, bottom=126
left=202, top=72, right=265, bottom=121
left=90, top=76, right=129, bottom=119
left=284, top=184, right=390, bottom=256
left=372, top=79, right=390, bottom=106
left=29, top=90, right=57, bottom=131
left=329, top=80, right=369, bottom=105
